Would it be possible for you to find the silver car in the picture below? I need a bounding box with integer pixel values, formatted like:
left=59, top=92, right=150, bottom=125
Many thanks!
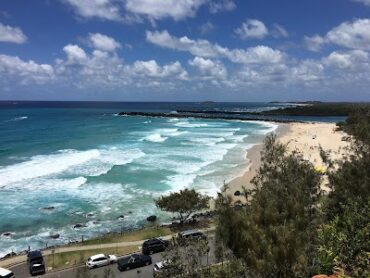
left=86, top=254, right=118, bottom=269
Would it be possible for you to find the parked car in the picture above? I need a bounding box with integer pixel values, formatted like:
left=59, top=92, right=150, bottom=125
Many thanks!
left=178, top=230, right=207, bottom=245
left=117, top=254, right=152, bottom=271
left=86, top=254, right=118, bottom=269
left=0, top=267, right=15, bottom=278
left=142, top=238, right=170, bottom=255
left=153, top=260, right=179, bottom=277
left=27, top=250, right=45, bottom=276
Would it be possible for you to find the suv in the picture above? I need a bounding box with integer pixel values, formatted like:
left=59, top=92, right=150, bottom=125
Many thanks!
left=0, top=267, right=15, bottom=278
left=178, top=230, right=207, bottom=245
left=142, top=238, right=169, bottom=255
left=27, top=250, right=46, bottom=276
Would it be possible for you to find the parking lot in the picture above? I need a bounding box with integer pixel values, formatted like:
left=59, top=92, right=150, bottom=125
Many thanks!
left=10, top=238, right=216, bottom=278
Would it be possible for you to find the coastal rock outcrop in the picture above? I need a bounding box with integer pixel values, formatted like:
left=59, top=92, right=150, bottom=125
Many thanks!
left=50, top=234, right=60, bottom=239
left=1, top=232, right=12, bottom=237
left=73, top=223, right=87, bottom=229
left=146, top=215, right=157, bottom=222
left=40, top=206, right=55, bottom=212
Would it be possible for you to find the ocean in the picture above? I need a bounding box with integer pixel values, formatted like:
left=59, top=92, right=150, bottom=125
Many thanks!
left=0, top=101, right=339, bottom=256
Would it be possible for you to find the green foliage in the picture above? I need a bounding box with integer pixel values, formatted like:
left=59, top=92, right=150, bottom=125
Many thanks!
left=256, top=102, right=370, bottom=117
left=209, top=259, right=248, bottom=278
left=317, top=201, right=370, bottom=277
left=337, top=108, right=370, bottom=146
left=155, top=189, right=210, bottom=223
left=216, top=134, right=322, bottom=277
left=157, top=237, right=210, bottom=278
left=318, top=111, right=370, bottom=277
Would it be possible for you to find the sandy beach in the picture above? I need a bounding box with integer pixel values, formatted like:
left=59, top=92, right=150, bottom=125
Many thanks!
left=226, top=122, right=351, bottom=200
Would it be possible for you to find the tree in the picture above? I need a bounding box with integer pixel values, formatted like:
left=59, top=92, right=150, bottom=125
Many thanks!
left=158, top=237, right=209, bottom=278
left=317, top=110, right=370, bottom=277
left=155, top=189, right=210, bottom=224
left=216, top=134, right=322, bottom=277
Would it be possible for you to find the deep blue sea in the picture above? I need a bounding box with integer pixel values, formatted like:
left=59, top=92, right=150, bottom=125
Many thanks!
left=0, top=102, right=344, bottom=256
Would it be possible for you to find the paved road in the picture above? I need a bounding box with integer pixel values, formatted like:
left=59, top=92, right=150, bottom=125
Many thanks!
left=1, top=227, right=215, bottom=268
left=11, top=239, right=216, bottom=278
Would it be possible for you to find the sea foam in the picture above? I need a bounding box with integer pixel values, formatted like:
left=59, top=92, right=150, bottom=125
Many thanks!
left=0, top=148, right=145, bottom=187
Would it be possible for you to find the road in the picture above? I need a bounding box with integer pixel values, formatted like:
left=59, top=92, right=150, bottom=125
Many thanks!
left=10, top=239, right=216, bottom=278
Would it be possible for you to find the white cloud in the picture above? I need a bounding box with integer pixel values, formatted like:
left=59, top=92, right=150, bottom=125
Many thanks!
left=351, top=0, right=370, bottom=6
left=125, top=0, right=207, bottom=21
left=146, top=30, right=284, bottom=64
left=0, top=23, right=27, bottom=44
left=304, top=35, right=326, bottom=52
left=88, top=33, right=121, bottom=52
left=63, top=0, right=235, bottom=24
left=209, top=0, right=236, bottom=14
left=199, top=22, right=215, bottom=35
left=132, top=60, right=188, bottom=79
left=63, top=0, right=122, bottom=21
left=0, top=55, right=54, bottom=84
left=305, top=18, right=370, bottom=51
left=234, top=19, right=269, bottom=40
left=189, top=56, right=227, bottom=79
left=63, top=44, right=88, bottom=63
left=271, top=24, right=289, bottom=38
left=54, top=43, right=189, bottom=90
left=326, top=19, right=370, bottom=50
left=324, top=50, right=369, bottom=69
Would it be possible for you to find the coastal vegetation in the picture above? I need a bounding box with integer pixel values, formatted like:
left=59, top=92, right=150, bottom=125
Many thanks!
left=252, top=102, right=370, bottom=116
left=216, top=134, right=322, bottom=277
left=156, top=110, right=369, bottom=277
left=155, top=189, right=210, bottom=225
left=215, top=110, right=369, bottom=277
left=316, top=110, right=370, bottom=277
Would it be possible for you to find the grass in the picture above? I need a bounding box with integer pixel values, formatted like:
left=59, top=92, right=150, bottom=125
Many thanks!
left=78, top=226, right=172, bottom=246
left=45, top=245, right=138, bottom=271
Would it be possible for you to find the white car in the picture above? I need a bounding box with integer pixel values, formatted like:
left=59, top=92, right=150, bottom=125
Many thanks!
left=153, top=260, right=176, bottom=277
left=86, top=254, right=118, bottom=269
left=0, top=267, right=15, bottom=278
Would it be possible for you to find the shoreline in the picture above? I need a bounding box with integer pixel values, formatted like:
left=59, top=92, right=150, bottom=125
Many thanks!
left=226, top=121, right=350, bottom=201
left=0, top=121, right=349, bottom=263
left=225, top=123, right=290, bottom=200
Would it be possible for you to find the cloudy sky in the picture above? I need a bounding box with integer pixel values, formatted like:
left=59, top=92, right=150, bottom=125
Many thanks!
left=0, top=0, right=370, bottom=101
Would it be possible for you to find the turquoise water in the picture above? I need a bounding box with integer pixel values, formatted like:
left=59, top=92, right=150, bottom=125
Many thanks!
left=0, top=102, right=279, bottom=256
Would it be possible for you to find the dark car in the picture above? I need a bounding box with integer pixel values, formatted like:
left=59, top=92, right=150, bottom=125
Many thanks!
left=117, top=254, right=152, bottom=271
left=178, top=230, right=207, bottom=245
left=27, top=250, right=46, bottom=276
left=142, top=238, right=170, bottom=255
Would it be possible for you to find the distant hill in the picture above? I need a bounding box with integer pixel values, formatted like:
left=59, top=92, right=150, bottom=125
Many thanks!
left=254, top=102, right=370, bottom=116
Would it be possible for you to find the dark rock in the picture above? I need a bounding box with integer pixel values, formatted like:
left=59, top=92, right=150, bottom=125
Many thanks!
left=117, top=215, right=125, bottom=220
left=146, top=215, right=157, bottom=222
left=3, top=251, right=17, bottom=258
left=234, top=190, right=241, bottom=196
left=50, top=234, right=60, bottom=239
left=2, top=232, right=12, bottom=237
left=41, top=206, right=55, bottom=211
left=73, top=223, right=87, bottom=229
left=86, top=213, right=95, bottom=218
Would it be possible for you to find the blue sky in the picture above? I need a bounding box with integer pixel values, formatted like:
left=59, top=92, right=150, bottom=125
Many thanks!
left=0, top=0, right=369, bottom=101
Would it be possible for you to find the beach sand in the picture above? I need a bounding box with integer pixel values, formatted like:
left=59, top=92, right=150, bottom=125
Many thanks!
left=226, top=122, right=350, bottom=200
